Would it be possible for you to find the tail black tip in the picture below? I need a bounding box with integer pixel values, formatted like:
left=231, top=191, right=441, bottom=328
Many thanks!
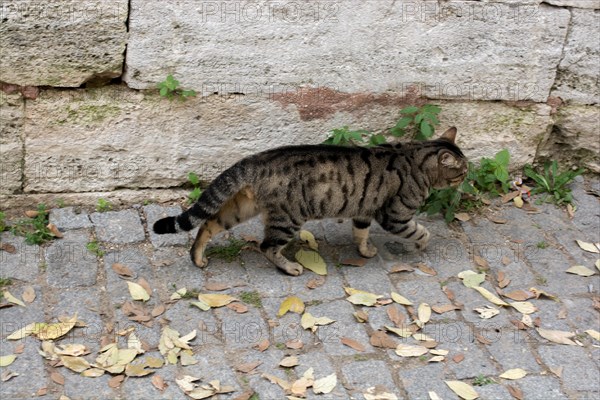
left=153, top=217, right=177, bottom=234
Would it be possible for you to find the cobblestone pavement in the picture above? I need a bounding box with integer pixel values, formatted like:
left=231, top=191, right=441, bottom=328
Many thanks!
left=1, top=179, right=599, bottom=400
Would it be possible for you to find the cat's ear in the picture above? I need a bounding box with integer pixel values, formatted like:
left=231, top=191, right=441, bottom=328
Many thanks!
left=440, top=151, right=459, bottom=167
left=440, top=127, right=457, bottom=143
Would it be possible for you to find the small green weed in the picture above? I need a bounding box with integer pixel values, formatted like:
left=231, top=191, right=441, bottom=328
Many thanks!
left=55, top=198, right=66, bottom=208
left=0, top=277, right=12, bottom=288
left=10, top=204, right=54, bottom=245
left=96, top=198, right=113, bottom=212
left=157, top=75, right=197, bottom=101
left=471, top=149, right=511, bottom=195
left=537, top=241, right=548, bottom=249
left=524, top=160, right=584, bottom=206
left=322, top=126, right=372, bottom=146
left=274, top=342, right=286, bottom=350
left=187, top=172, right=202, bottom=204
left=353, top=354, right=369, bottom=361
left=536, top=276, right=548, bottom=285
left=86, top=240, right=105, bottom=257
left=390, top=104, right=441, bottom=140
left=205, top=238, right=247, bottom=262
left=181, top=288, right=201, bottom=299
left=473, top=374, right=494, bottom=386
left=0, top=211, right=6, bottom=233
left=249, top=394, right=260, bottom=400
left=239, top=290, right=262, bottom=308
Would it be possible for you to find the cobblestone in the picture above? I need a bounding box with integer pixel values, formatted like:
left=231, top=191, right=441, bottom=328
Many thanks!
left=0, top=178, right=598, bottom=399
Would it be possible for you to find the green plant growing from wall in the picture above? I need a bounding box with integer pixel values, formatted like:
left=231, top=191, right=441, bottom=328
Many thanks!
left=187, top=172, right=202, bottom=204
left=157, top=75, right=197, bottom=101
left=390, top=104, right=441, bottom=140
left=10, top=204, right=54, bottom=245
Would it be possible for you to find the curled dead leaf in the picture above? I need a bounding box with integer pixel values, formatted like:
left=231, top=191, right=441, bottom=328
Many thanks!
left=416, top=263, right=437, bottom=276
left=111, top=263, right=135, bottom=278
left=46, top=223, right=63, bottom=238
left=341, top=337, right=366, bottom=352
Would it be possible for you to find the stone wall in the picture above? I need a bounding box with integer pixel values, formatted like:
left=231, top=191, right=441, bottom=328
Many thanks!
left=1, top=0, right=599, bottom=198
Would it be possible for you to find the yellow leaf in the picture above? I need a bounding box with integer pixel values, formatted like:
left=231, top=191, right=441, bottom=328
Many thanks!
left=127, top=281, right=150, bottom=302
left=413, top=333, right=434, bottom=342
left=0, top=354, right=17, bottom=367
left=313, top=373, right=337, bottom=394
left=170, top=288, right=187, bottom=300
left=36, top=315, right=78, bottom=340
left=429, top=349, right=449, bottom=356
left=457, top=270, right=485, bottom=288
left=473, top=287, right=509, bottom=306
left=585, top=329, right=600, bottom=341
left=347, top=292, right=381, bottom=306
left=499, top=368, right=527, bottom=380
left=513, top=196, right=524, bottom=208
left=417, top=303, right=431, bottom=324
left=278, top=296, right=305, bottom=317
left=295, top=249, right=327, bottom=275
left=596, top=259, right=600, bottom=271
left=116, top=348, right=139, bottom=365
left=125, top=363, right=154, bottom=377
left=445, top=380, right=479, bottom=400
left=510, top=301, right=537, bottom=315
left=299, top=230, right=318, bottom=250
left=2, top=290, right=25, bottom=307
left=300, top=312, right=335, bottom=332
left=196, top=293, right=237, bottom=308
left=60, top=356, right=91, bottom=373
left=428, top=355, right=445, bottom=363
left=180, top=350, right=198, bottom=366
left=537, top=328, right=576, bottom=345
left=81, top=368, right=105, bottom=378
left=391, top=292, right=413, bottom=306
left=529, top=287, right=559, bottom=301
left=262, top=373, right=291, bottom=391
left=429, top=391, right=442, bottom=400
left=566, top=265, right=596, bottom=277
left=385, top=326, right=413, bottom=338
left=7, top=323, right=38, bottom=340
left=22, top=286, right=36, bottom=303
left=279, top=356, right=299, bottom=368
left=395, top=344, right=429, bottom=357
left=576, top=240, right=599, bottom=253
left=190, top=300, right=210, bottom=311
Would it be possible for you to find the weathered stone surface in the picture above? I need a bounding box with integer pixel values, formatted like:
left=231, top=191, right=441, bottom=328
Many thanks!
left=0, top=93, right=24, bottom=195
left=90, top=209, right=145, bottom=244
left=0, top=233, right=41, bottom=282
left=537, top=105, right=600, bottom=173
left=49, top=206, right=93, bottom=231
left=438, top=101, right=553, bottom=169
left=543, top=0, right=600, bottom=9
left=538, top=344, right=600, bottom=392
left=0, top=337, right=48, bottom=399
left=45, top=229, right=98, bottom=287
left=0, top=1, right=128, bottom=86
left=551, top=9, right=600, bottom=104
left=125, top=1, right=569, bottom=102
left=342, top=360, right=399, bottom=397
left=143, top=204, right=188, bottom=247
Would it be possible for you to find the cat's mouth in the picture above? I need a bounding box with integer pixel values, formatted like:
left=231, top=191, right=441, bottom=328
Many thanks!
left=449, top=176, right=466, bottom=187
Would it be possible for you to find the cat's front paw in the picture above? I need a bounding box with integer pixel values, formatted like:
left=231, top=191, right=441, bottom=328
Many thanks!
left=414, top=229, right=431, bottom=251
left=358, top=241, right=378, bottom=258
left=278, top=261, right=304, bottom=276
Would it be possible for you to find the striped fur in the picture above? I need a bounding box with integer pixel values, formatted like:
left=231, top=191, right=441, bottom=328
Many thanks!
left=154, top=127, right=467, bottom=275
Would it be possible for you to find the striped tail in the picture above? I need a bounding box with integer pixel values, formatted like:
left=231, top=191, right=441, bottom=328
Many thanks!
left=153, top=162, right=251, bottom=234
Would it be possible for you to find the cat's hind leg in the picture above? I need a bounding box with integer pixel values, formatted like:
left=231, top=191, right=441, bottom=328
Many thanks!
left=379, top=217, right=430, bottom=251
left=352, top=218, right=378, bottom=258
left=260, top=214, right=304, bottom=276
left=190, top=188, right=259, bottom=268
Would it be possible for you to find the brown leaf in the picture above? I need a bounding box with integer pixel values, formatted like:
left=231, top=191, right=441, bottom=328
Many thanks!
left=151, top=304, right=166, bottom=317
left=256, top=339, right=270, bottom=352
left=369, top=331, right=397, bottom=349
left=507, top=384, right=524, bottom=400
left=442, top=286, right=456, bottom=302
left=431, top=304, right=460, bottom=314
left=473, top=255, right=489, bottom=270
left=306, top=276, right=325, bottom=289
left=14, top=343, right=25, bottom=354
left=112, top=263, right=135, bottom=278
left=285, top=339, right=304, bottom=350
left=36, top=387, right=48, bottom=396
left=533, top=317, right=541, bottom=327
left=593, top=296, right=600, bottom=312
left=489, top=216, right=508, bottom=224
left=502, top=191, right=520, bottom=203
left=22, top=286, right=36, bottom=303
left=501, top=256, right=512, bottom=266
left=497, top=271, right=505, bottom=282
left=46, top=223, right=63, bottom=238
left=341, top=337, right=366, bottom=352
left=389, top=263, right=414, bottom=273
left=454, top=212, right=471, bottom=222
left=151, top=375, right=167, bottom=391
left=51, top=371, right=65, bottom=385
left=340, top=258, right=367, bottom=267
left=452, top=353, right=465, bottom=363
left=137, top=278, right=152, bottom=297
left=475, top=334, right=492, bottom=345
left=416, top=263, right=437, bottom=276
left=503, top=290, right=534, bottom=301
left=510, top=320, right=527, bottom=330
left=233, top=390, right=256, bottom=400
left=0, top=243, right=16, bottom=253
left=499, top=278, right=511, bottom=289
left=386, top=305, right=405, bottom=327
left=550, top=366, right=563, bottom=378
left=235, top=361, right=262, bottom=373
left=557, top=306, right=568, bottom=319
left=24, top=210, right=39, bottom=218
left=205, top=282, right=231, bottom=291
left=108, top=374, right=125, bottom=388
left=227, top=302, right=249, bottom=314
left=422, top=341, right=438, bottom=349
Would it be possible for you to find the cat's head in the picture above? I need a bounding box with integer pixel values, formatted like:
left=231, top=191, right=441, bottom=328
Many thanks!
left=432, top=127, right=468, bottom=189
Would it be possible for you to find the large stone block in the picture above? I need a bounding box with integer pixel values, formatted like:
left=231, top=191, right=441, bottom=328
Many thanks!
left=0, top=93, right=24, bottom=195
left=537, top=105, right=600, bottom=173
left=551, top=9, right=600, bottom=104
left=0, top=1, right=128, bottom=86
left=124, top=1, right=569, bottom=102
left=543, top=0, right=600, bottom=8
left=22, top=86, right=551, bottom=193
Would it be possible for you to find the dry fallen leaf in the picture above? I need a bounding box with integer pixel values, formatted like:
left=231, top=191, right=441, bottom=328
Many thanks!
left=108, top=374, right=125, bottom=388
left=204, top=282, right=231, bottom=291
left=489, top=216, right=508, bottom=224
left=341, top=258, right=367, bottom=267
left=341, top=337, right=366, bottom=352
left=354, top=310, right=369, bottom=323
left=51, top=371, right=65, bottom=385
left=111, top=263, right=135, bottom=278
left=0, top=242, right=17, bottom=253
left=285, top=339, right=303, bottom=350
left=501, top=256, right=512, bottom=266
left=475, top=334, right=492, bottom=345
left=301, top=312, right=335, bottom=332
left=395, top=344, right=429, bottom=357
left=576, top=240, right=599, bottom=253
left=197, top=293, right=237, bottom=308
left=279, top=356, right=299, bottom=368
left=510, top=301, right=537, bottom=315
left=566, top=265, right=596, bottom=277
left=295, top=249, right=327, bottom=275
left=370, top=331, right=398, bottom=349
left=278, top=296, right=305, bottom=317
left=385, top=326, right=414, bottom=338
left=391, top=292, right=413, bottom=306
left=227, top=302, right=249, bottom=314
left=474, top=305, right=500, bottom=319
left=454, top=212, right=471, bottom=222
left=417, top=303, right=431, bottom=325
left=151, top=304, right=166, bottom=317
left=256, top=339, right=270, bottom=352
left=389, top=263, right=414, bottom=273
left=473, top=255, right=489, bottom=270
left=445, top=380, right=479, bottom=400
left=2, top=291, right=25, bottom=307
left=262, top=373, right=291, bottom=391
left=502, top=191, right=520, bottom=203
left=416, top=263, right=437, bottom=276
left=507, top=384, right=524, bottom=400
left=549, top=366, right=563, bottom=378
left=299, top=230, right=319, bottom=250
left=306, top=276, right=325, bottom=289
left=513, top=195, right=524, bottom=208
left=1, top=370, right=18, bottom=382
left=474, top=287, right=509, bottom=306
left=503, top=290, right=534, bottom=301
left=21, top=286, right=36, bottom=303
left=386, top=306, right=405, bottom=327
left=500, top=368, right=527, bottom=380
left=537, top=328, right=576, bottom=345
left=46, top=223, right=63, bottom=238
left=127, top=281, right=150, bottom=302
left=364, top=386, right=399, bottom=400
left=585, top=329, right=600, bottom=341
left=137, top=278, right=152, bottom=297
left=235, top=361, right=261, bottom=373
left=313, top=373, right=337, bottom=394
left=453, top=353, right=465, bottom=363
left=432, top=304, right=459, bottom=314
left=152, top=375, right=168, bottom=391
left=0, top=354, right=17, bottom=367
left=458, top=270, right=485, bottom=288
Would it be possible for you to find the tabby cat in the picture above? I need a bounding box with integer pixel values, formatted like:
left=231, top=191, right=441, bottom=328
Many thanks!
left=154, top=127, right=468, bottom=275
